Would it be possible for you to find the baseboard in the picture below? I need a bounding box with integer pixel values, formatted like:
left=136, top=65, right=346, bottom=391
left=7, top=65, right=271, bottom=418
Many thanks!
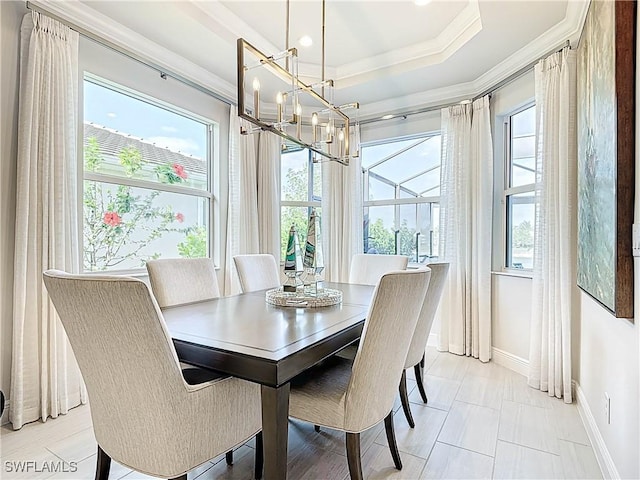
left=491, top=347, right=529, bottom=376
left=426, top=332, right=439, bottom=348
left=574, top=381, right=619, bottom=480
left=1, top=399, right=10, bottom=426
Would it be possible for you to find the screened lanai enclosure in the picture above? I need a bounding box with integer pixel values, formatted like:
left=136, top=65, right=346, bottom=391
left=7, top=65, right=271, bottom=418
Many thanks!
left=280, top=134, right=442, bottom=263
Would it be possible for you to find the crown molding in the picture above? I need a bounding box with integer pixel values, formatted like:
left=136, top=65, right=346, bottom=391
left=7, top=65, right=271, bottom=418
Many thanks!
left=29, top=0, right=237, bottom=102
left=187, top=0, right=480, bottom=88
left=29, top=0, right=590, bottom=120
left=471, top=0, right=589, bottom=96
left=335, top=0, right=482, bottom=85
left=188, top=1, right=280, bottom=57
left=361, top=0, right=589, bottom=120
left=359, top=81, right=476, bottom=119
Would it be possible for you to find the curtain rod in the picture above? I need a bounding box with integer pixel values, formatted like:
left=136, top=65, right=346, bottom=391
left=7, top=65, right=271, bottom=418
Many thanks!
left=360, top=39, right=571, bottom=126
left=25, top=1, right=236, bottom=108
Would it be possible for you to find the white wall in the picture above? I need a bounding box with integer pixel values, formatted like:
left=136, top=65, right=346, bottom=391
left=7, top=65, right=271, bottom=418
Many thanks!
left=0, top=0, right=26, bottom=423
left=578, top=294, right=639, bottom=478
left=492, top=274, right=531, bottom=361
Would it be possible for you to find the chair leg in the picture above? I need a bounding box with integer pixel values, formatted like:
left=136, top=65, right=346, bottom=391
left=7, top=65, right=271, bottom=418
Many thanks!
left=254, top=431, right=264, bottom=480
left=225, top=450, right=233, bottom=465
left=345, top=432, right=363, bottom=480
left=384, top=411, right=403, bottom=471
left=399, top=370, right=415, bottom=428
left=314, top=425, right=321, bottom=433
left=414, top=360, right=428, bottom=404
left=95, top=445, right=111, bottom=480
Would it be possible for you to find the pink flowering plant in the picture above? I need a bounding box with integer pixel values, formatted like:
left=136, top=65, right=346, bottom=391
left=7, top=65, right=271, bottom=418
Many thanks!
left=155, top=162, right=188, bottom=184
left=83, top=137, right=203, bottom=270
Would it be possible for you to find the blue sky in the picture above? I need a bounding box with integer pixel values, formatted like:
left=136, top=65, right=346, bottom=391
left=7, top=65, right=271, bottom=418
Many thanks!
left=83, top=80, right=207, bottom=159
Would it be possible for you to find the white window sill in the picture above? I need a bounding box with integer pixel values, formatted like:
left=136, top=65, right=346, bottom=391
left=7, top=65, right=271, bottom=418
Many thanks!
left=492, top=270, right=533, bottom=279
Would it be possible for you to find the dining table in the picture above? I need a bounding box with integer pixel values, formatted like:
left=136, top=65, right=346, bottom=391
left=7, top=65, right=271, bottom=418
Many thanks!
left=162, top=282, right=375, bottom=480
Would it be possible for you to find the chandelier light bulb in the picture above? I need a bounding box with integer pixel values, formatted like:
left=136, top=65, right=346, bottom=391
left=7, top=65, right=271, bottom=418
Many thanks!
left=252, top=78, right=260, bottom=119
left=295, top=103, right=303, bottom=139
left=276, top=92, right=283, bottom=124
left=312, top=112, right=318, bottom=143
left=325, top=121, right=333, bottom=144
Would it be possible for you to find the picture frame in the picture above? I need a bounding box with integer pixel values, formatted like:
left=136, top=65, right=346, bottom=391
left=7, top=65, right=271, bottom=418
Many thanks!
left=576, top=0, right=636, bottom=320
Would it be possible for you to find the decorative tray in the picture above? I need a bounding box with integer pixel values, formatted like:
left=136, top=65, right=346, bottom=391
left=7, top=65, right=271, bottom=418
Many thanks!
left=265, top=288, right=342, bottom=308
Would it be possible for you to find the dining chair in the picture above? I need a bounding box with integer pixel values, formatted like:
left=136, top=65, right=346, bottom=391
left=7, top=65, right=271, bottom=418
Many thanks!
left=233, top=254, right=281, bottom=293
left=146, top=257, right=220, bottom=308
left=336, top=253, right=410, bottom=361
left=399, top=262, right=449, bottom=428
left=289, top=268, right=431, bottom=480
left=146, top=257, right=242, bottom=465
left=348, top=253, right=409, bottom=286
left=43, top=270, right=263, bottom=480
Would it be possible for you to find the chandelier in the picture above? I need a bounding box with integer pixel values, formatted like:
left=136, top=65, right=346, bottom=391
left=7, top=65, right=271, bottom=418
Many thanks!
left=236, top=0, right=359, bottom=165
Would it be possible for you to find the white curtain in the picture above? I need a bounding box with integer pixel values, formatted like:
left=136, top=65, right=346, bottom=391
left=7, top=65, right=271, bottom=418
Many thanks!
left=322, top=129, right=363, bottom=282
left=224, top=108, right=280, bottom=295
left=438, top=96, right=493, bottom=362
left=223, top=107, right=259, bottom=295
left=11, top=12, right=85, bottom=429
left=528, top=48, right=577, bottom=402
left=257, top=132, right=281, bottom=262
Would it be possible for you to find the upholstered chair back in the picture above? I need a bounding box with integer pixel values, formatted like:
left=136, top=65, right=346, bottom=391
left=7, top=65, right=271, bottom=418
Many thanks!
left=42, top=270, right=260, bottom=478
left=348, top=254, right=409, bottom=286
left=146, top=258, right=220, bottom=307
left=344, top=268, right=431, bottom=432
left=405, top=263, right=450, bottom=368
left=233, top=254, right=281, bottom=293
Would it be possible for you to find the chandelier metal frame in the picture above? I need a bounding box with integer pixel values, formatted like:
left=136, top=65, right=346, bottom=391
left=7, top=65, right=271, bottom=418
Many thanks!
left=236, top=0, right=359, bottom=165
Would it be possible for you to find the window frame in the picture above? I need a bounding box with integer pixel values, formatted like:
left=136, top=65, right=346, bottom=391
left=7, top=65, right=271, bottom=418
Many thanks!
left=80, top=73, right=217, bottom=274
left=280, top=147, right=321, bottom=262
left=502, top=102, right=536, bottom=272
left=361, top=132, right=441, bottom=263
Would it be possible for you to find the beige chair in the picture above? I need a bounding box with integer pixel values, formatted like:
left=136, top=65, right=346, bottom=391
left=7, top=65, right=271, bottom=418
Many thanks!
left=233, top=254, right=281, bottom=293
left=348, top=253, right=409, bottom=286
left=146, top=258, right=220, bottom=308
left=289, top=268, right=431, bottom=480
left=146, top=257, right=242, bottom=465
left=43, top=270, right=263, bottom=480
left=399, top=262, right=450, bottom=428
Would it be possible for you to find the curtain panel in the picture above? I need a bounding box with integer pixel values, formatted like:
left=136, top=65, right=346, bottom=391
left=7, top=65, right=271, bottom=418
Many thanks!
left=224, top=107, right=280, bottom=295
left=529, top=48, right=577, bottom=402
left=321, top=145, right=363, bottom=282
left=11, top=12, right=85, bottom=429
left=438, top=96, right=493, bottom=362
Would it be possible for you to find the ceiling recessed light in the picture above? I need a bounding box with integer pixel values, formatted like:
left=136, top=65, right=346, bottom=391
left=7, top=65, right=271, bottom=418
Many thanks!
left=381, top=114, right=395, bottom=120
left=414, top=0, right=432, bottom=5
left=299, top=35, right=313, bottom=47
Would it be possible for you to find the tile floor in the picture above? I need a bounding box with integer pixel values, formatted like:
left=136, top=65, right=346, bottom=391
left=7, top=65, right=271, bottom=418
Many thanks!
left=0, top=349, right=603, bottom=479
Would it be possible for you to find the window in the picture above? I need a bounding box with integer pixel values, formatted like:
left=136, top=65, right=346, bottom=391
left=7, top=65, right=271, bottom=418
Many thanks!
left=504, top=104, right=536, bottom=270
left=82, top=76, right=215, bottom=272
left=280, top=148, right=321, bottom=260
left=362, top=134, right=441, bottom=262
